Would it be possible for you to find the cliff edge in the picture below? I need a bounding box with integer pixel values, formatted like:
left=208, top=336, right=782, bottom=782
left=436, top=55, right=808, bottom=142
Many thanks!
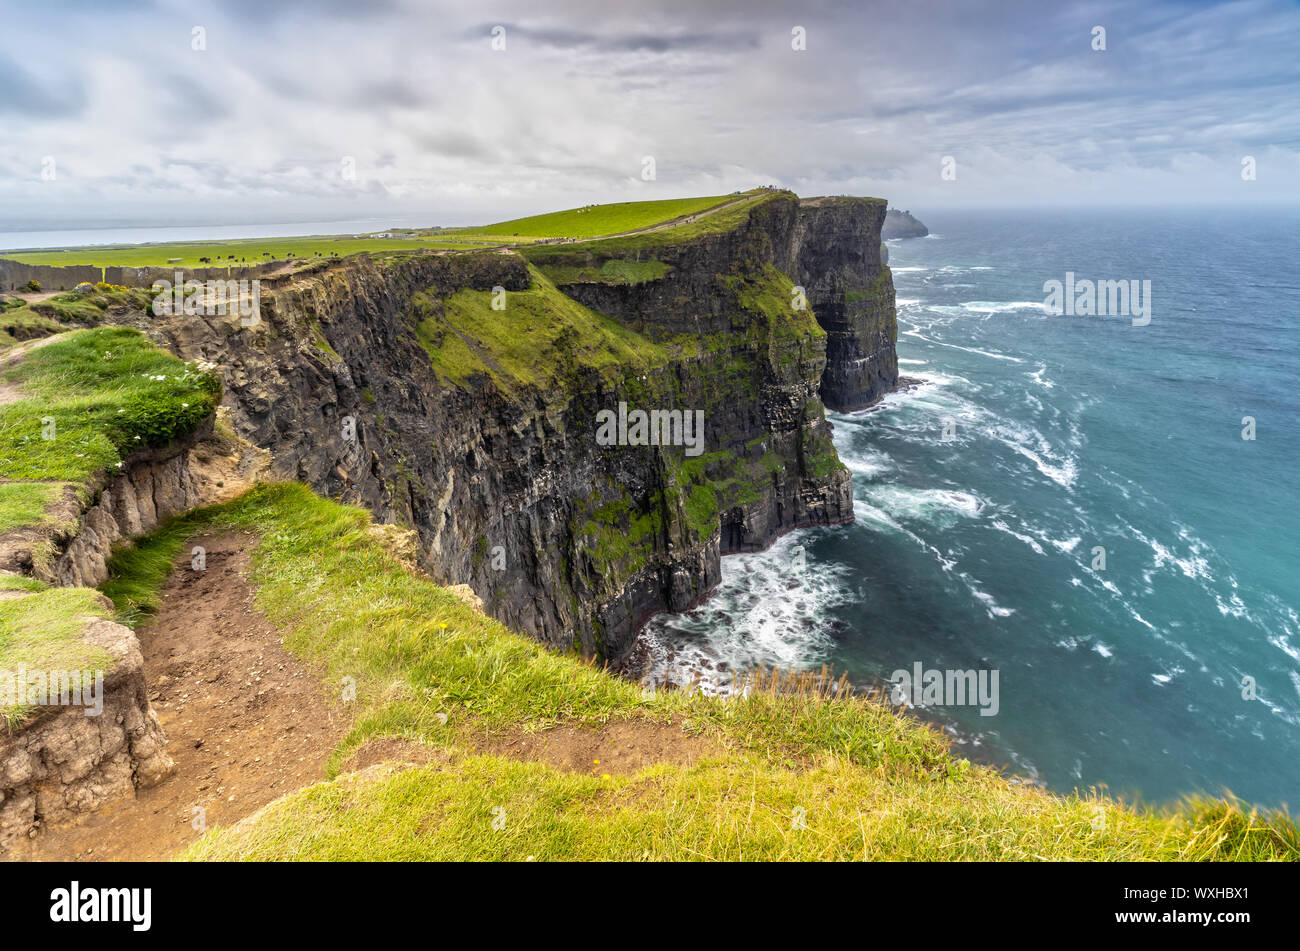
left=90, top=190, right=898, bottom=663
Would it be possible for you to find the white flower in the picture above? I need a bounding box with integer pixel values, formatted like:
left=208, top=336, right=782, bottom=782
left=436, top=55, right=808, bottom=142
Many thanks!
left=182, top=403, right=189, bottom=408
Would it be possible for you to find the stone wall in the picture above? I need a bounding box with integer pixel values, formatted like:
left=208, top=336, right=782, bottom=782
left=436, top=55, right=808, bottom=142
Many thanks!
left=0, top=258, right=286, bottom=293
left=0, top=260, right=101, bottom=292
left=103, top=262, right=280, bottom=288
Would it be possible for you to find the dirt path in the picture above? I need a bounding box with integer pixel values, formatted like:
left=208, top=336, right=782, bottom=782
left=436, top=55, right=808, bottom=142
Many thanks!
left=24, top=531, right=719, bottom=860
left=27, top=533, right=348, bottom=861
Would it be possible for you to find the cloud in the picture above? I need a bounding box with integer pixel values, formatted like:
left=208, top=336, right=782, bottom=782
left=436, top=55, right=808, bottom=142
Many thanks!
left=0, top=0, right=1297, bottom=232
left=0, top=53, right=87, bottom=118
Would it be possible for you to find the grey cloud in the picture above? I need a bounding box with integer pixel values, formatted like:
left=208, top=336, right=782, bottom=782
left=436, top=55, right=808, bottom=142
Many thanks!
left=467, top=23, right=760, bottom=53
left=0, top=53, right=87, bottom=117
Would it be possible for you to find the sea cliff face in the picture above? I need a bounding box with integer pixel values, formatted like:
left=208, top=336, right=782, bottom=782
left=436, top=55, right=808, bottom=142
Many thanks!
left=793, top=198, right=898, bottom=410
left=98, top=191, right=897, bottom=662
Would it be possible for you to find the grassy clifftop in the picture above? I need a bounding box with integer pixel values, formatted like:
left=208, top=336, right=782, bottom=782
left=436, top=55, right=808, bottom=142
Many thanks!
left=99, top=483, right=1298, bottom=861
left=461, top=194, right=740, bottom=240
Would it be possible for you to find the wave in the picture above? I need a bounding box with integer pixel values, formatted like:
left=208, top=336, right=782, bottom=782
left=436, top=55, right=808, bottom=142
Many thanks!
left=837, top=445, right=893, bottom=479
left=633, top=532, right=854, bottom=694
left=912, top=335, right=1027, bottom=363
left=863, top=484, right=987, bottom=524
left=930, top=301, right=1048, bottom=317
left=985, top=420, right=1079, bottom=489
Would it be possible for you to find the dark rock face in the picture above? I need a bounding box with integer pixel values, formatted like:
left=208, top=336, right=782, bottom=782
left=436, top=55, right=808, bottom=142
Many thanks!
left=103, top=193, right=896, bottom=663
left=881, top=208, right=929, bottom=239
left=793, top=198, right=898, bottom=411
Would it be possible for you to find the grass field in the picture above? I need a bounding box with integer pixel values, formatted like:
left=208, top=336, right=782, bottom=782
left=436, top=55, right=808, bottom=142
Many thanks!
left=0, top=234, right=499, bottom=269
left=1, top=193, right=757, bottom=270
left=96, top=483, right=1299, bottom=861
left=521, top=191, right=784, bottom=266
left=454, top=194, right=742, bottom=240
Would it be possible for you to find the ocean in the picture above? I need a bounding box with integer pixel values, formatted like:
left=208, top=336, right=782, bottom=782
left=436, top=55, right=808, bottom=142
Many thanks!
left=638, top=206, right=1300, bottom=809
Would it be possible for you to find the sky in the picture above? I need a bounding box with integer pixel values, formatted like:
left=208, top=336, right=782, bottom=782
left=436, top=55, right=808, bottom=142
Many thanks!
left=1, top=0, right=1297, bottom=231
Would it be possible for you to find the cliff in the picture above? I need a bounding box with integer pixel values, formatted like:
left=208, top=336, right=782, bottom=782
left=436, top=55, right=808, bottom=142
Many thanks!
left=92, top=191, right=898, bottom=663
left=881, top=208, right=929, bottom=239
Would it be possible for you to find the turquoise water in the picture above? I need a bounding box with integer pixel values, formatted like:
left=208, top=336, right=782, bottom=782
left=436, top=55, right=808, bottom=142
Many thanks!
left=640, top=207, right=1300, bottom=808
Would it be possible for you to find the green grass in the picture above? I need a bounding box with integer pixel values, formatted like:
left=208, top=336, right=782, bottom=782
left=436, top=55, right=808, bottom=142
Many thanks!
left=88, top=482, right=1298, bottom=861
left=414, top=265, right=666, bottom=393
left=0, top=286, right=159, bottom=351
left=0, top=308, right=68, bottom=349
left=179, top=755, right=1298, bottom=862
left=0, top=481, right=63, bottom=533
left=539, top=258, right=673, bottom=286
left=1, top=235, right=498, bottom=270
left=0, top=327, right=221, bottom=483
left=523, top=192, right=782, bottom=267
left=459, top=195, right=739, bottom=240
left=0, top=580, right=115, bottom=725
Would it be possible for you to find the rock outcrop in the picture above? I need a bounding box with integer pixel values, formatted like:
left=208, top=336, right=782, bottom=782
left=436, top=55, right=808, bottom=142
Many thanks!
left=0, top=609, right=173, bottom=856
left=881, top=208, right=929, bottom=239
left=793, top=197, right=898, bottom=410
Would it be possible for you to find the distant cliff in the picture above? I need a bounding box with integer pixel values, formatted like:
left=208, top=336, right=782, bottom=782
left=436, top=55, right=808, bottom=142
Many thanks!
left=882, top=208, right=929, bottom=239
left=92, top=191, right=898, bottom=663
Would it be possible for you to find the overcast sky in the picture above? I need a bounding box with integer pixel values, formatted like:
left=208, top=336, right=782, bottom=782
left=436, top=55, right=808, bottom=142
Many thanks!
left=2, top=0, right=1297, bottom=231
